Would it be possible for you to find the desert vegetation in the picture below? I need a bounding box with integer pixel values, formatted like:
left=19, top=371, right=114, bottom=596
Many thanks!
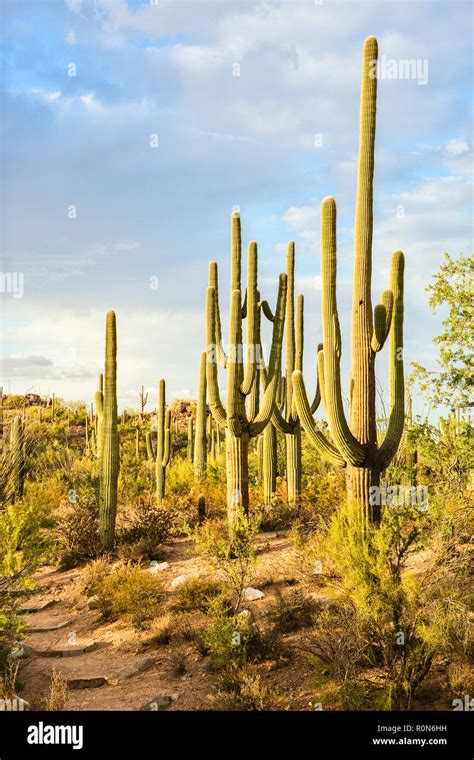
left=0, top=37, right=472, bottom=713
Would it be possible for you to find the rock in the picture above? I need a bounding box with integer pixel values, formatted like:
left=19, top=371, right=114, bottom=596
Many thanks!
left=238, top=609, right=251, bottom=618
left=106, top=657, right=157, bottom=685
left=7, top=643, right=35, bottom=661
left=67, top=676, right=108, bottom=690
left=34, top=641, right=97, bottom=658
left=148, top=561, right=169, bottom=574
left=242, top=587, right=265, bottom=601
left=141, top=693, right=179, bottom=711
left=87, top=595, right=101, bottom=610
left=21, top=599, right=57, bottom=613
left=27, top=620, right=71, bottom=633
left=72, top=599, right=88, bottom=611
left=170, top=575, right=186, bottom=589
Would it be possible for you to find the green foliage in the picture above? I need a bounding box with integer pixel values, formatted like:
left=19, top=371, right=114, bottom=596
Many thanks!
left=172, top=576, right=222, bottom=613
left=93, top=563, right=166, bottom=629
left=308, top=499, right=471, bottom=709
left=411, top=252, right=473, bottom=408
left=0, top=501, right=52, bottom=668
left=192, top=509, right=260, bottom=612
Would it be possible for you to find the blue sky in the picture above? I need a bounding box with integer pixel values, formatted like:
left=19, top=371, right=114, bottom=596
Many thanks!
left=1, top=0, right=472, bottom=417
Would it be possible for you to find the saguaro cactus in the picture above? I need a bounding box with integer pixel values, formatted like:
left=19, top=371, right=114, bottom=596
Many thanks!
left=206, top=210, right=287, bottom=528
left=95, top=374, right=104, bottom=461
left=270, top=244, right=322, bottom=505
left=187, top=417, right=194, bottom=462
left=10, top=415, right=25, bottom=501
left=292, top=37, right=405, bottom=525
left=99, top=311, right=120, bottom=550
left=156, top=378, right=171, bottom=502
left=194, top=352, right=207, bottom=482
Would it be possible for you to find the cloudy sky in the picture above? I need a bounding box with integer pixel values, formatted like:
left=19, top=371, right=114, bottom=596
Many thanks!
left=1, top=0, right=472, bottom=417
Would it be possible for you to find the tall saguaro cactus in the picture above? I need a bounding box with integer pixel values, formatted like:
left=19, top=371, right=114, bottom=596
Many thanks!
left=156, top=378, right=171, bottom=502
left=99, top=311, right=119, bottom=550
left=194, top=351, right=207, bottom=482
left=206, top=210, right=287, bottom=528
left=292, top=37, right=405, bottom=525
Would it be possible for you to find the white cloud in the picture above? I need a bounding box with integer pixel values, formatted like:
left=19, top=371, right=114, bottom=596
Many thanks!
left=65, top=30, right=78, bottom=45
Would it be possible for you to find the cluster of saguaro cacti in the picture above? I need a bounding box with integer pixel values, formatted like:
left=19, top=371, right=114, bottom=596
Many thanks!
left=98, top=311, right=120, bottom=550
left=292, top=37, right=405, bottom=526
left=156, top=378, right=171, bottom=503
left=194, top=352, right=207, bottom=482
left=206, top=210, right=287, bottom=528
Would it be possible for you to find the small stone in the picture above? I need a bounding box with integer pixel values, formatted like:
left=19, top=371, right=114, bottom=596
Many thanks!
left=72, top=599, right=88, bottom=611
left=149, top=561, right=169, bottom=574
left=170, top=575, right=186, bottom=589
left=242, top=587, right=265, bottom=601
left=7, top=643, right=34, bottom=661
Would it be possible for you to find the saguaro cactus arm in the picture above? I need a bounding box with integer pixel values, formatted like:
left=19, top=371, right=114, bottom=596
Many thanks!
left=379, top=250, right=405, bottom=467
left=208, top=262, right=227, bottom=368
left=371, top=290, right=393, bottom=352
left=292, top=371, right=345, bottom=465
left=249, top=273, right=287, bottom=436
left=321, top=196, right=365, bottom=465
left=310, top=343, right=323, bottom=413
left=240, top=242, right=258, bottom=396
left=206, top=286, right=228, bottom=428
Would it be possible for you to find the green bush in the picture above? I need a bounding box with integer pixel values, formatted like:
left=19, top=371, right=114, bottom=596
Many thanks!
left=94, top=563, right=166, bottom=629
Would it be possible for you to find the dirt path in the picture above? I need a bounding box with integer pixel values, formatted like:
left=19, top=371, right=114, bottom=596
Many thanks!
left=17, top=534, right=319, bottom=711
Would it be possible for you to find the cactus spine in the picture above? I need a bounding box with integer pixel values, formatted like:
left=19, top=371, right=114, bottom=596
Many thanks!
left=194, top=352, right=207, bottom=482
left=99, top=311, right=119, bottom=550
left=206, top=211, right=287, bottom=528
left=292, top=37, right=405, bottom=526
left=156, top=378, right=171, bottom=502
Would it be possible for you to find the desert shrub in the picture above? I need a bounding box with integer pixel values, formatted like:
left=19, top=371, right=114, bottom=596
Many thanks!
left=147, top=614, right=176, bottom=646
left=56, top=490, right=100, bottom=567
left=0, top=500, right=52, bottom=669
left=22, top=479, right=66, bottom=525
left=117, top=499, right=175, bottom=549
left=209, top=664, right=289, bottom=711
left=44, top=669, right=68, bottom=711
left=94, top=563, right=166, bottom=629
left=81, top=558, right=111, bottom=597
left=165, top=643, right=188, bottom=676
left=311, top=499, right=471, bottom=709
left=267, top=588, right=317, bottom=633
left=172, top=577, right=222, bottom=613
left=192, top=509, right=260, bottom=612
